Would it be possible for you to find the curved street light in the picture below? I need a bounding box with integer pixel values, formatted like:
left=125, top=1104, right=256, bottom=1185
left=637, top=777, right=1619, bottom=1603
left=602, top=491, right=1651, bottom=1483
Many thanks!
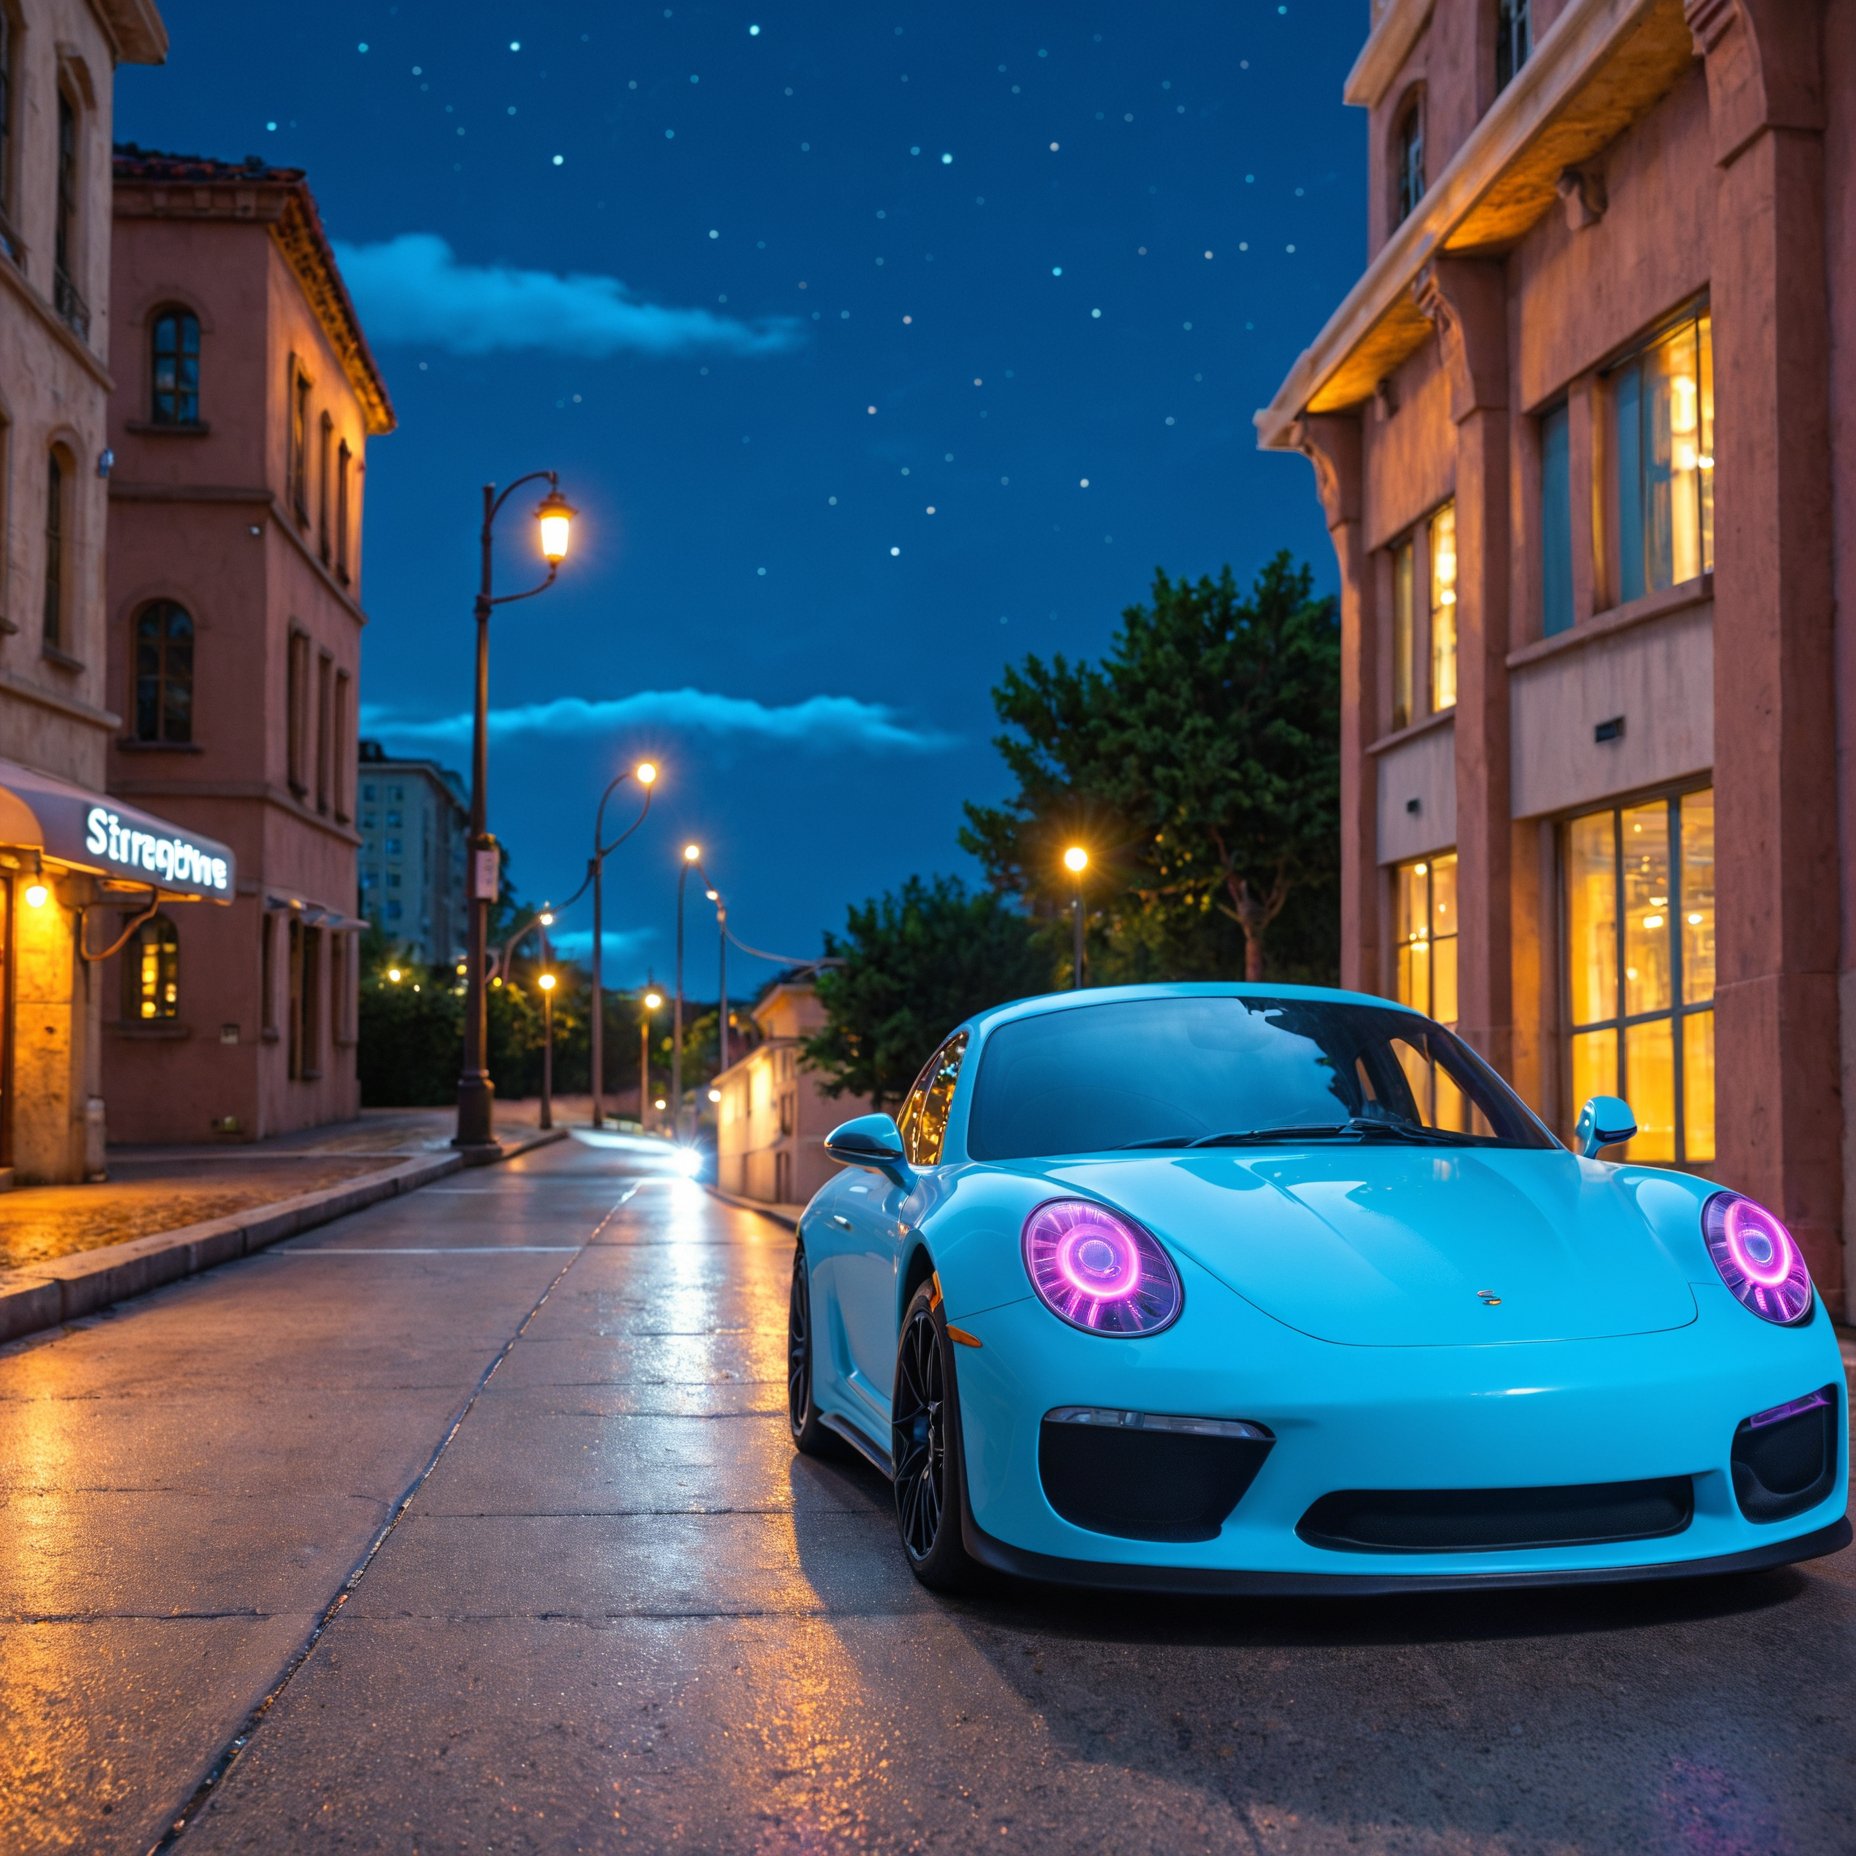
left=455, top=472, right=576, bottom=1155
left=671, top=843, right=701, bottom=1143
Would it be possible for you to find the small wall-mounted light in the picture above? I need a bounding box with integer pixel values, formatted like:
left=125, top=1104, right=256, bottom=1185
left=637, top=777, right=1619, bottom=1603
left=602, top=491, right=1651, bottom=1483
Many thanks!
left=24, top=879, right=50, bottom=908
left=1595, top=716, right=1626, bottom=744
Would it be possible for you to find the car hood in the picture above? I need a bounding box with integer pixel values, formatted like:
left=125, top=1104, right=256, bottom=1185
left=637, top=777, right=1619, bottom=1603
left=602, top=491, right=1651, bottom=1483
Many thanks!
left=1030, top=1147, right=1697, bottom=1346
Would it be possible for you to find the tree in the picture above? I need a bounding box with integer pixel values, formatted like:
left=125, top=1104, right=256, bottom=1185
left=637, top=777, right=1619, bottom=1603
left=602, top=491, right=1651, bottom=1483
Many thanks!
left=962, top=554, right=1340, bottom=982
left=805, top=876, right=1054, bottom=1106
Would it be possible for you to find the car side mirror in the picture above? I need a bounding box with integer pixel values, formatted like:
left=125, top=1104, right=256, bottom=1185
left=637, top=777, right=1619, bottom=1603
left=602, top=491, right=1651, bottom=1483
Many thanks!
left=824, top=1113, right=916, bottom=1189
left=1575, top=1094, right=1637, bottom=1159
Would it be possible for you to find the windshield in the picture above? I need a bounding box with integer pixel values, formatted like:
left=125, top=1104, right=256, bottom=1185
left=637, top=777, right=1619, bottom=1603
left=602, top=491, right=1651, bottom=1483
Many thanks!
left=965, top=994, right=1553, bottom=1161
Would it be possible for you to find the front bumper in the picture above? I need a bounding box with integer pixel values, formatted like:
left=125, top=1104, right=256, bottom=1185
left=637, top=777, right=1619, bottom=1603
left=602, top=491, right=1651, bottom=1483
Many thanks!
left=947, top=1277, right=1850, bottom=1589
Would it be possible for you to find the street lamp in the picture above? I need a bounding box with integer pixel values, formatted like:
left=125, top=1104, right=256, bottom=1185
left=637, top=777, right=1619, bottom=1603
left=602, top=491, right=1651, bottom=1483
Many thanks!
left=588, top=759, right=659, bottom=1129
left=1064, top=845, right=1089, bottom=990
left=700, top=874, right=730, bottom=1075
left=639, top=987, right=664, bottom=1131
left=537, top=970, right=557, bottom=1130
left=672, top=843, right=701, bottom=1143
left=455, top=472, right=576, bottom=1155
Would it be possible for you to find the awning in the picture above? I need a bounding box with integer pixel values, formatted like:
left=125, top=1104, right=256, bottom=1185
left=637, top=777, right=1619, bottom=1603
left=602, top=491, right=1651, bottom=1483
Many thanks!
left=0, top=756, right=237, bottom=902
left=264, top=890, right=368, bottom=932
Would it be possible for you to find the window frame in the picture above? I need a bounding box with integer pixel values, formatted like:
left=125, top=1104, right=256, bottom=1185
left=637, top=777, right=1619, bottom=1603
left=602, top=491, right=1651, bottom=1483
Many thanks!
left=131, top=598, right=195, bottom=744
left=1385, top=499, right=1455, bottom=732
left=0, top=5, right=19, bottom=253
left=42, top=444, right=71, bottom=652
left=1538, top=398, right=1574, bottom=638
left=53, top=84, right=86, bottom=335
left=1393, top=89, right=1425, bottom=227
left=334, top=438, right=352, bottom=581
left=285, top=625, right=310, bottom=797
left=897, top=1031, right=969, bottom=1167
left=149, top=306, right=202, bottom=426
left=1494, top=0, right=1532, bottom=96
left=288, top=358, right=312, bottom=523
left=1559, top=785, right=1715, bottom=1166
left=125, top=913, right=180, bottom=1021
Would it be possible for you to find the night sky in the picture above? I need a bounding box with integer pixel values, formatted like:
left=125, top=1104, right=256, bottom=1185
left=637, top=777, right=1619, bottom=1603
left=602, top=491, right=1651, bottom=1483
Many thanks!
left=118, top=2, right=1363, bottom=990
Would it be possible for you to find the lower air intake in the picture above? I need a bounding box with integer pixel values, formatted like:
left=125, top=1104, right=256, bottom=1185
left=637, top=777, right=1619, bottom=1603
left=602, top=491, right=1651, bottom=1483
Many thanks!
left=1039, top=1412, right=1272, bottom=1543
left=1731, top=1386, right=1839, bottom=1524
left=1297, top=1477, right=1694, bottom=1554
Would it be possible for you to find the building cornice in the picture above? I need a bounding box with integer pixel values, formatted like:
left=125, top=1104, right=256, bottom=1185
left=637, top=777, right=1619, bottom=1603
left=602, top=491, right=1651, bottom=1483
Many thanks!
left=1256, top=0, right=1696, bottom=447
left=92, top=0, right=167, bottom=66
left=1344, top=0, right=1436, bottom=110
left=113, top=168, right=395, bottom=436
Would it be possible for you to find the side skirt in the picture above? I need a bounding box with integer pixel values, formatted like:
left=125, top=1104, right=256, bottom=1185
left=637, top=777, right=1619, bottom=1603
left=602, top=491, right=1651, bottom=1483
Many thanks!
left=820, top=1409, right=894, bottom=1479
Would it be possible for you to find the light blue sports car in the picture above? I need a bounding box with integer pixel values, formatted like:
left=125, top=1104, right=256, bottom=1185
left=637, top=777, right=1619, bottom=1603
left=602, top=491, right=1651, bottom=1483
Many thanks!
left=786, top=983, right=1850, bottom=1594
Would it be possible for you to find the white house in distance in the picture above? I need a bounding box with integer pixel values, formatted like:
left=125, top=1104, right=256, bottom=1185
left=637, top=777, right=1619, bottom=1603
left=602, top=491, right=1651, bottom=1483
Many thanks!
left=712, top=979, right=871, bottom=1209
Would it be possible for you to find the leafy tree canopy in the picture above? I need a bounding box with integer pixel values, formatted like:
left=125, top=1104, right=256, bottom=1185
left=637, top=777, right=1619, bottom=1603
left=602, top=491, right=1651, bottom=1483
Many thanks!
left=805, top=875, right=1053, bottom=1106
left=962, top=553, right=1340, bottom=981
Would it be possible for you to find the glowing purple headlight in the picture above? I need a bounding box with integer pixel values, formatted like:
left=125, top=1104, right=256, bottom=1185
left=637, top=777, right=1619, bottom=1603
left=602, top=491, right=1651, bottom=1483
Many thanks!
left=1021, top=1199, right=1182, bottom=1336
left=1703, top=1191, right=1813, bottom=1326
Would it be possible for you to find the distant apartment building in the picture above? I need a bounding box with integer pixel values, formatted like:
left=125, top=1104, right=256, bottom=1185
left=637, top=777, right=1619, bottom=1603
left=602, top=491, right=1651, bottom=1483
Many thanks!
left=101, top=147, right=393, bottom=1142
left=713, top=979, right=872, bottom=1207
left=0, top=1, right=217, bottom=1185
left=355, top=738, right=468, bottom=967
left=1258, top=1, right=1856, bottom=1313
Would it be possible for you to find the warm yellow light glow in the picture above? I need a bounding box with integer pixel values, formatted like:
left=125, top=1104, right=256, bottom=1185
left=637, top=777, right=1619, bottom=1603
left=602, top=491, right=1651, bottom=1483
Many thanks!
left=1642, top=914, right=1665, bottom=930
left=538, top=971, right=557, bottom=992
left=635, top=761, right=658, bottom=785
left=539, top=910, right=555, bottom=927
left=456, top=961, right=468, bottom=976
left=536, top=487, right=576, bottom=564
left=683, top=842, right=702, bottom=862
left=1414, top=862, right=1428, bottom=877
left=387, top=966, right=402, bottom=983
left=492, top=976, right=504, bottom=988
left=654, top=1097, right=667, bottom=1111
left=1063, top=846, right=1088, bottom=874
left=705, top=888, right=719, bottom=903
left=644, top=989, right=664, bottom=1011
left=707, top=1087, right=722, bottom=1103
left=24, top=881, right=49, bottom=908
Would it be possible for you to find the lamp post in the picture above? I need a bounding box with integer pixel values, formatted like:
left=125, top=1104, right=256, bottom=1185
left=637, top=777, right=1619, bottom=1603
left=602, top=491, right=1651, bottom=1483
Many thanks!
left=455, top=474, right=576, bottom=1154
left=537, top=969, right=557, bottom=1131
left=671, top=842, right=701, bottom=1143
left=640, top=987, right=664, bottom=1131
left=1064, top=845, right=1089, bottom=990
left=589, top=760, right=658, bottom=1129
left=702, top=879, right=729, bottom=1075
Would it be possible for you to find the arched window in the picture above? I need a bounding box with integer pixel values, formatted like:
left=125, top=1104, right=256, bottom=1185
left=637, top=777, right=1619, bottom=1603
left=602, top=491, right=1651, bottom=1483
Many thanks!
left=1394, top=93, right=1425, bottom=225
left=150, top=308, right=201, bottom=424
left=126, top=915, right=180, bottom=1020
left=133, top=599, right=194, bottom=743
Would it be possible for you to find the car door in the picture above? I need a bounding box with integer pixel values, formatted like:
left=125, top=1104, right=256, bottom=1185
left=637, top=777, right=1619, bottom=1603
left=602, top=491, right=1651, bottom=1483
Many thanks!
left=836, top=1033, right=968, bottom=1420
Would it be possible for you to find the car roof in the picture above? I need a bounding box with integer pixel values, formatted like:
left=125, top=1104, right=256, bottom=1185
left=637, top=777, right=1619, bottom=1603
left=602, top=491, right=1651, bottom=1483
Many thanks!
left=960, top=981, right=1409, bottom=1039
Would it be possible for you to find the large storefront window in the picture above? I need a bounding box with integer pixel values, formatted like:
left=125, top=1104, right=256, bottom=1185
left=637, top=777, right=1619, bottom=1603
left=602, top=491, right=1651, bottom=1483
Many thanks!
left=1564, top=790, right=1714, bottom=1163
left=1393, top=853, right=1478, bottom=1130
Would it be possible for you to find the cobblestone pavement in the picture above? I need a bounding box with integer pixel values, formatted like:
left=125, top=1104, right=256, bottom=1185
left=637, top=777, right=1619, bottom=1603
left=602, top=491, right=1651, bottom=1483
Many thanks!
left=0, top=1133, right=1850, bottom=1855
left=0, top=1099, right=579, bottom=1271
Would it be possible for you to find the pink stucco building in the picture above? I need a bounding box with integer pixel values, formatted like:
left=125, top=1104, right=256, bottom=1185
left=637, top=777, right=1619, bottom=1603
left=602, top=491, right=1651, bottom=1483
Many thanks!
left=1258, top=0, right=1856, bottom=1313
left=100, top=148, right=393, bottom=1141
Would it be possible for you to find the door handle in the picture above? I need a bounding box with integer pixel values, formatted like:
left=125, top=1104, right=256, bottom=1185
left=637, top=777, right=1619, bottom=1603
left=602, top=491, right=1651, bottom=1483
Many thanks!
left=830, top=1213, right=854, bottom=1232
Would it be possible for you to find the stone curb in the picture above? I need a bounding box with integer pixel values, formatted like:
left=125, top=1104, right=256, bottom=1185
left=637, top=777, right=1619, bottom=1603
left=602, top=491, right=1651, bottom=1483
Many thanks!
left=0, top=1123, right=567, bottom=1347
left=705, top=1185, right=801, bottom=1232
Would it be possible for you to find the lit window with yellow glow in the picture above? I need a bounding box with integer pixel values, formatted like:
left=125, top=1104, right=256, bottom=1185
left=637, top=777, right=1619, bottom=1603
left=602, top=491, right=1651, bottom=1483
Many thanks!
left=1611, top=310, right=1713, bottom=604
left=1564, top=790, right=1714, bottom=1163
left=1392, top=852, right=1473, bottom=1128
left=1428, top=501, right=1457, bottom=712
left=128, top=915, right=180, bottom=1021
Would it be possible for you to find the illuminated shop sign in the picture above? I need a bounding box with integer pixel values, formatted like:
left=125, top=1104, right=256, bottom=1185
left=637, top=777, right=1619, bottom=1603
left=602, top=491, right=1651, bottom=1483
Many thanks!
left=84, top=806, right=232, bottom=894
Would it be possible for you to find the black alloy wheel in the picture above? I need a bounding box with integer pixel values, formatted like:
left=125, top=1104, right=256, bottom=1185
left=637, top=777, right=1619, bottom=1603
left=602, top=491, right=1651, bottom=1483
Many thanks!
left=787, top=1246, right=836, bottom=1456
left=890, top=1283, right=980, bottom=1590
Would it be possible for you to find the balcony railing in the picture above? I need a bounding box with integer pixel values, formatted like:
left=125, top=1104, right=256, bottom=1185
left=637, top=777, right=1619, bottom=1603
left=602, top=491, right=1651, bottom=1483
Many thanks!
left=53, top=265, right=89, bottom=341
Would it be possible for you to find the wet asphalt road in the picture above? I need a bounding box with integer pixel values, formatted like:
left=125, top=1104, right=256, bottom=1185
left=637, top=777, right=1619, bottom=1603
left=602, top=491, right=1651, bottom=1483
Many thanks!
left=1, top=1133, right=1852, bottom=1855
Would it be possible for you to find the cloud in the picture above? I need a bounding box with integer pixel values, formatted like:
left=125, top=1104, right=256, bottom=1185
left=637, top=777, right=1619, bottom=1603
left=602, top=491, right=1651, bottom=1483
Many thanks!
left=360, top=689, right=957, bottom=755
left=332, top=233, right=803, bottom=358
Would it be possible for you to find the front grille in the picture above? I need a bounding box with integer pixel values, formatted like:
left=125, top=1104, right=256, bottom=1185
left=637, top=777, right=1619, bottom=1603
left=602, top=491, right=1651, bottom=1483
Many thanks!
left=1297, top=1477, right=1694, bottom=1554
left=1731, top=1386, right=1839, bottom=1524
left=1039, top=1414, right=1273, bottom=1543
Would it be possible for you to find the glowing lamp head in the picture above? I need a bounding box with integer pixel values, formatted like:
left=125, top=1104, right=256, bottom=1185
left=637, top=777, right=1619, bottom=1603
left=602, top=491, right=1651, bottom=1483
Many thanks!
left=455, top=961, right=468, bottom=976
left=643, top=989, right=664, bottom=1012
left=674, top=1146, right=703, bottom=1178
left=535, top=486, right=576, bottom=565
left=1021, top=1199, right=1182, bottom=1337
left=24, top=880, right=50, bottom=908
left=635, top=761, right=658, bottom=786
left=538, top=971, right=557, bottom=993
left=654, top=1097, right=667, bottom=1111
left=539, top=910, right=555, bottom=927
left=1703, top=1191, right=1813, bottom=1325
left=386, top=966, right=402, bottom=983
left=1063, top=846, right=1089, bottom=875
left=707, top=1087, right=722, bottom=1103
left=683, top=842, right=702, bottom=864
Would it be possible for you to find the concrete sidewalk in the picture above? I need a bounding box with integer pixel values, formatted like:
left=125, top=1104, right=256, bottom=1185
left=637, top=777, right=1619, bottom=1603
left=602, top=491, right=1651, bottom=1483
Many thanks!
left=0, top=1100, right=571, bottom=1343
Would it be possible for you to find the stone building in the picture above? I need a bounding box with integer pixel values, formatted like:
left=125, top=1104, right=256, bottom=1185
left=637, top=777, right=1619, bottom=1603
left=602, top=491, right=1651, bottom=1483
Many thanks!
left=1257, top=0, right=1855, bottom=1312
left=0, top=0, right=234, bottom=1185
left=713, top=979, right=872, bottom=1208
left=100, top=147, right=393, bottom=1142
left=355, top=740, right=469, bottom=969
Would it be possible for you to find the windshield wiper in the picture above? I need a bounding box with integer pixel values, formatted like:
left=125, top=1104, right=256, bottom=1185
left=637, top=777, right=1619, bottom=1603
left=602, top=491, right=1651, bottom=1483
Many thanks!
left=1124, top=1118, right=1472, bottom=1149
